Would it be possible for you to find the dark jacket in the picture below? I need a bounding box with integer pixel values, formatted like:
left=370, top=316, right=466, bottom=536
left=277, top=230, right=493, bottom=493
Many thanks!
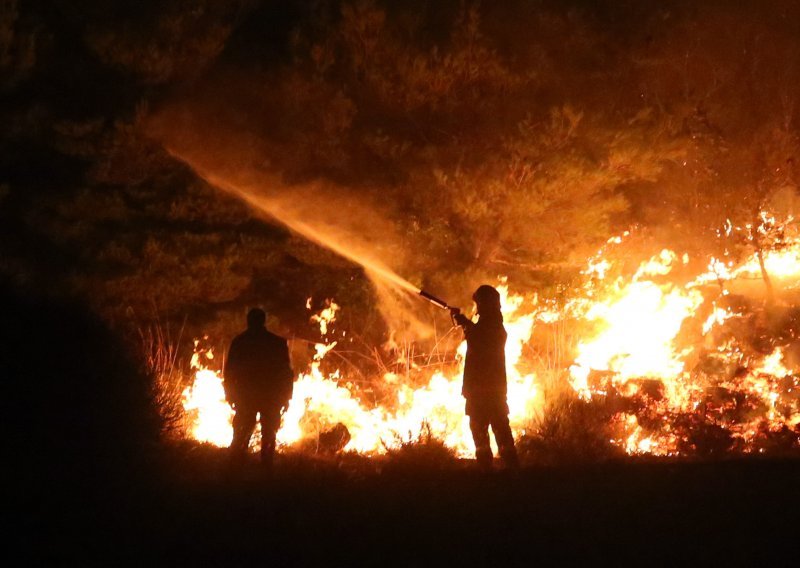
left=224, top=327, right=293, bottom=407
left=454, top=313, right=507, bottom=399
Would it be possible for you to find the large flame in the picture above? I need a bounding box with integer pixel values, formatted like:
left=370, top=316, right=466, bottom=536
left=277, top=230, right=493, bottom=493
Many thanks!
left=570, top=250, right=704, bottom=400
left=182, top=288, right=541, bottom=457
left=565, top=220, right=800, bottom=455
left=181, top=214, right=800, bottom=458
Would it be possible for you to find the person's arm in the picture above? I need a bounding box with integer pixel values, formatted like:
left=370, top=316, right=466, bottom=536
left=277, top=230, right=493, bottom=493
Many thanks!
left=223, top=339, right=241, bottom=405
left=449, top=307, right=474, bottom=335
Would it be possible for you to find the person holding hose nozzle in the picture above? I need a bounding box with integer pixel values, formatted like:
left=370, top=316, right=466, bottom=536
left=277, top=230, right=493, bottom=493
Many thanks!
left=450, top=285, right=519, bottom=471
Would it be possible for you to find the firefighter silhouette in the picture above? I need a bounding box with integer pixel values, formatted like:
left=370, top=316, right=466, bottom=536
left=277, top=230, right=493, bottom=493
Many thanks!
left=450, top=285, right=519, bottom=471
left=224, top=308, right=294, bottom=468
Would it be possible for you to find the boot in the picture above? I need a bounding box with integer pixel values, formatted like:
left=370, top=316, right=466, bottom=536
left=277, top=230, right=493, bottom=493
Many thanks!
left=225, top=446, right=247, bottom=478
left=260, top=442, right=275, bottom=474
left=500, top=446, right=519, bottom=471
left=475, top=447, right=493, bottom=472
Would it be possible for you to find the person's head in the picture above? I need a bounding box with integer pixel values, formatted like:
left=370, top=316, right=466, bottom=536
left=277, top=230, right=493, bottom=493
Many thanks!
left=472, top=285, right=502, bottom=319
left=246, top=308, right=266, bottom=330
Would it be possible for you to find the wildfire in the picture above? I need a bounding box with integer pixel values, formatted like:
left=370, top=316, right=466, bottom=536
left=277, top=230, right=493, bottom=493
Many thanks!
left=567, top=219, right=800, bottom=455
left=179, top=213, right=800, bottom=458
left=182, top=344, right=234, bottom=447
left=181, top=287, right=541, bottom=457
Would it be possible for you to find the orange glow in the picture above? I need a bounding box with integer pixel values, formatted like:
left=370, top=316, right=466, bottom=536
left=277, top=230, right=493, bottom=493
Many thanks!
left=179, top=213, right=800, bottom=457
left=182, top=286, right=542, bottom=457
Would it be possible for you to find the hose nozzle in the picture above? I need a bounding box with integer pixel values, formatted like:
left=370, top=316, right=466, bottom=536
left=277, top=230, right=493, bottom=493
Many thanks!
left=419, top=290, right=451, bottom=310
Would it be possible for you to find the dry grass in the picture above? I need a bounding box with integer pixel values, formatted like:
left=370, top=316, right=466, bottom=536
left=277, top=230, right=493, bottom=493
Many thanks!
left=138, top=322, right=188, bottom=440
left=382, top=422, right=459, bottom=472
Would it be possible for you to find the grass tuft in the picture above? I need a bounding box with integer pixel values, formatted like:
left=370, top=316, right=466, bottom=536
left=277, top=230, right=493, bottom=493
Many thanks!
left=382, top=422, right=460, bottom=473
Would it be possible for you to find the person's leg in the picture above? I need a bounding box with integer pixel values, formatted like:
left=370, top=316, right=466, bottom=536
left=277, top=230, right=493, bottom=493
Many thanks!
left=469, top=414, right=493, bottom=471
left=259, top=405, right=282, bottom=469
left=490, top=412, right=519, bottom=470
left=230, top=405, right=257, bottom=464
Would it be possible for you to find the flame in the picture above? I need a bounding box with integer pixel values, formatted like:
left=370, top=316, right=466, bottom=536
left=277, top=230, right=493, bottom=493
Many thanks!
left=310, top=299, right=339, bottom=336
left=182, top=346, right=234, bottom=447
left=178, top=212, right=800, bottom=458
left=182, top=287, right=542, bottom=457
left=567, top=218, right=800, bottom=454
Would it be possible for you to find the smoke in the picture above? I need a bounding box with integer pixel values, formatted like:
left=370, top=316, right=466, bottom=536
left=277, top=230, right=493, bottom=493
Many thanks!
left=147, top=101, right=437, bottom=340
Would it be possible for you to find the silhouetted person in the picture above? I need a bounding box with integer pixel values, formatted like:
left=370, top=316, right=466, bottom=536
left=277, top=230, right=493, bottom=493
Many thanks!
left=224, top=308, right=294, bottom=469
left=450, top=285, right=519, bottom=471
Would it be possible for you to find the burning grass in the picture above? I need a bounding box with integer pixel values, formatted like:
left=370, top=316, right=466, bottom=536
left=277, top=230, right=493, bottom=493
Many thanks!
left=163, top=214, right=800, bottom=463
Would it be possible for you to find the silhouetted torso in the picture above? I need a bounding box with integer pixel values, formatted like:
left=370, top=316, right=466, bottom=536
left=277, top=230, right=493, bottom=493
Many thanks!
left=225, top=327, right=293, bottom=407
left=455, top=313, right=508, bottom=400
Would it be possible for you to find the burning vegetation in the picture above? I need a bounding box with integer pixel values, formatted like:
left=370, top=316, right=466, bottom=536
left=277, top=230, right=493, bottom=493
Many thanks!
left=4, top=2, right=800, bottom=466
left=178, top=213, right=800, bottom=460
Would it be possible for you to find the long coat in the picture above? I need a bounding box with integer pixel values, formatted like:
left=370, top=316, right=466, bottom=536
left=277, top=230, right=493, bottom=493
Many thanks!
left=454, top=313, right=508, bottom=401
left=224, top=327, right=293, bottom=408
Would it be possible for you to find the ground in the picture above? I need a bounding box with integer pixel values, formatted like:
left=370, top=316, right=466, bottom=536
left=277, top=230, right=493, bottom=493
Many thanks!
left=6, top=285, right=798, bottom=564
left=28, top=449, right=800, bottom=564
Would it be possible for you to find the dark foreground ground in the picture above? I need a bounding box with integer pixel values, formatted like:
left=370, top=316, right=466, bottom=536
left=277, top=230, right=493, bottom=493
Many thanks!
left=5, top=284, right=799, bottom=565
left=25, top=452, right=800, bottom=565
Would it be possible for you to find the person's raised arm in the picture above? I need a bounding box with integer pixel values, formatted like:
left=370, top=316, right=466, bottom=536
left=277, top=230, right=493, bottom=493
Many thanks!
left=449, top=307, right=474, bottom=333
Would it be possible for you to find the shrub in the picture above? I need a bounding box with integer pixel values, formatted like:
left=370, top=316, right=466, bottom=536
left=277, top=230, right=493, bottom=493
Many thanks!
left=518, top=394, right=623, bottom=466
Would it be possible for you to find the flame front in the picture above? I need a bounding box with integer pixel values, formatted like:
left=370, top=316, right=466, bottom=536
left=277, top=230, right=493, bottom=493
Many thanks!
left=180, top=214, right=800, bottom=458
left=182, top=290, right=541, bottom=457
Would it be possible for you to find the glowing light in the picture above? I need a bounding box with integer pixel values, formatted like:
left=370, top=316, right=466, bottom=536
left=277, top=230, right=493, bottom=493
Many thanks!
left=178, top=211, right=800, bottom=457
left=181, top=285, right=543, bottom=457
left=182, top=365, right=234, bottom=447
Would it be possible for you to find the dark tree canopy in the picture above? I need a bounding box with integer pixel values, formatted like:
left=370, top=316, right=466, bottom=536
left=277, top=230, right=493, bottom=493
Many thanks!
left=2, top=0, right=799, bottom=349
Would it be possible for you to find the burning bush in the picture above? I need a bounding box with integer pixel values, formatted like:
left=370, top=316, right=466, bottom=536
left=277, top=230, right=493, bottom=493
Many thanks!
left=517, top=394, right=623, bottom=466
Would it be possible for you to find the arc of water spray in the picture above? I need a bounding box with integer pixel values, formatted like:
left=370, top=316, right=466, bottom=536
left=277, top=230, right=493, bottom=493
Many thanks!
left=173, top=154, right=450, bottom=309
